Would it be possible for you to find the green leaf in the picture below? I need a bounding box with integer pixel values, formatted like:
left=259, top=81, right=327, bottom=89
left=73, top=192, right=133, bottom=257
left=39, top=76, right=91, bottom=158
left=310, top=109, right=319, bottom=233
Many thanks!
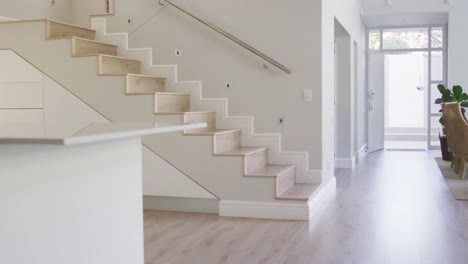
left=435, top=98, right=444, bottom=104
left=453, top=85, right=463, bottom=100
left=438, top=84, right=447, bottom=95
left=459, top=93, right=468, bottom=102
left=442, top=94, right=455, bottom=102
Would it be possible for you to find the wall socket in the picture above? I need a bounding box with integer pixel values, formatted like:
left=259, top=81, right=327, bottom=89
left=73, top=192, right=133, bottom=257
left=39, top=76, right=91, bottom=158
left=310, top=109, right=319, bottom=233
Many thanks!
left=51, top=0, right=56, bottom=7
left=175, top=49, right=182, bottom=56
left=278, top=117, right=285, bottom=125
left=224, top=82, right=232, bottom=89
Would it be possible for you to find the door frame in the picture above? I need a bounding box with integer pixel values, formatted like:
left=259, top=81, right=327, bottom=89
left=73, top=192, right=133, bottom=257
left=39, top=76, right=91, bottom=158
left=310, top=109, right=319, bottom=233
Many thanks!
left=365, top=24, right=448, bottom=150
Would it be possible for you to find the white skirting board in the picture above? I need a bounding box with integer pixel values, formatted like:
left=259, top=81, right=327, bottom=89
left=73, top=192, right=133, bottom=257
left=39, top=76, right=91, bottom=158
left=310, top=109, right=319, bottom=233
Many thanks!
left=355, top=144, right=368, bottom=160
left=219, top=177, right=337, bottom=221
left=335, top=157, right=356, bottom=168
left=143, top=196, right=219, bottom=214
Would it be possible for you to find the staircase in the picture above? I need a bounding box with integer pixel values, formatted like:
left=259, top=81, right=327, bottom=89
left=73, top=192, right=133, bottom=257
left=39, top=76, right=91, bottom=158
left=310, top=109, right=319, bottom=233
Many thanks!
left=0, top=17, right=334, bottom=220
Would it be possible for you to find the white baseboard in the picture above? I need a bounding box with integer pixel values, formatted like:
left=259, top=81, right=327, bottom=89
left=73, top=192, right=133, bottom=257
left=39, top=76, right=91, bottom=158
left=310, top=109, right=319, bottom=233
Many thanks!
left=144, top=196, right=219, bottom=214
left=219, top=200, right=310, bottom=220
left=219, top=177, right=337, bottom=221
left=355, top=144, right=368, bottom=160
left=335, top=157, right=356, bottom=168
left=308, top=177, right=336, bottom=217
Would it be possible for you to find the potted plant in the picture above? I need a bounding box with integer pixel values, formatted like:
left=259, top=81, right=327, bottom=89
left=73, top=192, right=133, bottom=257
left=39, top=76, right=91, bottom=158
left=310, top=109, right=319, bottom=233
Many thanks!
left=434, top=84, right=468, bottom=160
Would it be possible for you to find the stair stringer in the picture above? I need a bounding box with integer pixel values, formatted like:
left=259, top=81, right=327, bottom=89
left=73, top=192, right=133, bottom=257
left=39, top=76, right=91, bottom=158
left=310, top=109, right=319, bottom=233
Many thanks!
left=90, top=17, right=322, bottom=184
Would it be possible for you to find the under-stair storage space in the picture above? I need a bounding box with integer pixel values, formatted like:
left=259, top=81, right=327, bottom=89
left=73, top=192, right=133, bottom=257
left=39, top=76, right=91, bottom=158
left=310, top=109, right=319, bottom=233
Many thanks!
left=46, top=20, right=96, bottom=40
left=126, top=74, right=166, bottom=95
left=72, top=37, right=118, bottom=57
left=154, top=92, right=190, bottom=114
left=98, top=54, right=141, bottom=75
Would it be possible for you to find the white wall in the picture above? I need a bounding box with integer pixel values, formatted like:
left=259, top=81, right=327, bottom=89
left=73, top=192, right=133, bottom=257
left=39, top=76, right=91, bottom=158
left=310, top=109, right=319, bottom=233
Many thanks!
left=71, top=0, right=106, bottom=27
left=24, top=0, right=364, bottom=178
left=322, top=0, right=364, bottom=171
left=104, top=0, right=325, bottom=172
left=0, top=0, right=72, bottom=23
left=71, top=0, right=160, bottom=28
left=448, top=0, right=468, bottom=89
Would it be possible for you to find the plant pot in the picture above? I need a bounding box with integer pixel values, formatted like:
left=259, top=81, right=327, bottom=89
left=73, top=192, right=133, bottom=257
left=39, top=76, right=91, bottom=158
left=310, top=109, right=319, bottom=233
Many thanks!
left=439, top=131, right=453, bottom=161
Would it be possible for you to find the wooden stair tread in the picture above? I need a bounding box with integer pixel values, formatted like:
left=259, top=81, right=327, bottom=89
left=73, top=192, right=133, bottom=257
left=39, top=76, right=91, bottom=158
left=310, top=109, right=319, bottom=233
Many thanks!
left=98, top=54, right=141, bottom=75
left=127, top=73, right=161, bottom=78
left=184, top=111, right=216, bottom=115
left=48, top=19, right=95, bottom=32
left=155, top=92, right=190, bottom=96
left=276, top=184, right=320, bottom=201
left=72, top=37, right=118, bottom=57
left=184, top=129, right=240, bottom=136
left=71, top=36, right=117, bottom=47
left=154, top=111, right=213, bottom=116
left=46, top=20, right=95, bottom=40
left=98, top=54, right=138, bottom=61
left=126, top=74, right=166, bottom=95
left=215, top=147, right=268, bottom=157
left=247, top=165, right=295, bottom=177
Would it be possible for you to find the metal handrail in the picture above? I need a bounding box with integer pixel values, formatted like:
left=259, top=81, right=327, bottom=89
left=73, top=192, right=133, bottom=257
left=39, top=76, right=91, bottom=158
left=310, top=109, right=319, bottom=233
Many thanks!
left=160, top=0, right=291, bottom=74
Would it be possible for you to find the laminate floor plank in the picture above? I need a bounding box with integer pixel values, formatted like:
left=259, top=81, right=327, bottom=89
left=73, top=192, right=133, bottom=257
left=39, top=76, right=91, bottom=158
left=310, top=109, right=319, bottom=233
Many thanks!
left=144, top=151, right=468, bottom=264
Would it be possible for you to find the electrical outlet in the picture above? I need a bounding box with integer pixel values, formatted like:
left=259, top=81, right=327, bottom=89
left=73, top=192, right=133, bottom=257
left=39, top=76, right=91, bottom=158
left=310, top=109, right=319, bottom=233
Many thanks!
left=51, top=0, right=56, bottom=7
left=278, top=117, right=285, bottom=125
left=225, top=82, right=232, bottom=89
left=175, top=49, right=182, bottom=56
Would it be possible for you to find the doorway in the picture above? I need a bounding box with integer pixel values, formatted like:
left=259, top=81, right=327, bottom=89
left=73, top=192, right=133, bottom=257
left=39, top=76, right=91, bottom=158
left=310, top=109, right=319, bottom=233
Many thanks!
left=334, top=20, right=355, bottom=168
left=367, top=26, right=447, bottom=151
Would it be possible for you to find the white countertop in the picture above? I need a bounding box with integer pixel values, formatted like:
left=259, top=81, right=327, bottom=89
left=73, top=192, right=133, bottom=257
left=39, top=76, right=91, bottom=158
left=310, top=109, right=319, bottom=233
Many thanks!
left=0, top=122, right=206, bottom=145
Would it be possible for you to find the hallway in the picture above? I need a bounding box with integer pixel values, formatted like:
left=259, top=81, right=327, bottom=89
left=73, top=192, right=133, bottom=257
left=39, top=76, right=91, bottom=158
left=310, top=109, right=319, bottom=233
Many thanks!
left=144, top=151, right=468, bottom=264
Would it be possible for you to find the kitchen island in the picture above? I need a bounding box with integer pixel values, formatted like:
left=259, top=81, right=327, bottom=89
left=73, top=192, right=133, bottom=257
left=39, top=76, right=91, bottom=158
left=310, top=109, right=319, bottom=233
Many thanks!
left=0, top=122, right=205, bottom=264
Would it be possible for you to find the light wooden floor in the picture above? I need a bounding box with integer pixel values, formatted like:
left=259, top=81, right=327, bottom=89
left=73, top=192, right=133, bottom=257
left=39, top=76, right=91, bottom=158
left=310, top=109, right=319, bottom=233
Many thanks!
left=144, top=151, right=468, bottom=264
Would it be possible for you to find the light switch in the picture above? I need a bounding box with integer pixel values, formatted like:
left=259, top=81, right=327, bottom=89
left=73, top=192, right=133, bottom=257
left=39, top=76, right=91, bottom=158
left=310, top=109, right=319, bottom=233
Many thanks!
left=303, top=89, right=313, bottom=102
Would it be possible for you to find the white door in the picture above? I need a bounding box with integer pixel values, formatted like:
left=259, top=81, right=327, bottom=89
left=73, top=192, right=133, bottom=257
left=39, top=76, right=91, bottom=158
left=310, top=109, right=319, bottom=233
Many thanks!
left=368, top=53, right=385, bottom=153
